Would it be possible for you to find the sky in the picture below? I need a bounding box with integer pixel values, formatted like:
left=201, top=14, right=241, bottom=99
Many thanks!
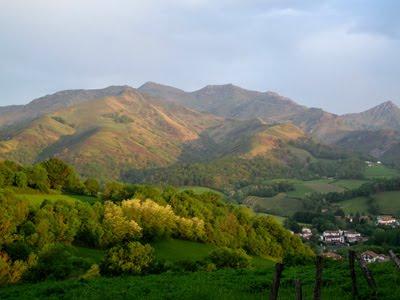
left=0, top=0, right=399, bottom=114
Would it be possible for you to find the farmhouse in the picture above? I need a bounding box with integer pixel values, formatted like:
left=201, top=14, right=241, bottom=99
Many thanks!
left=299, top=228, right=312, bottom=240
left=377, top=215, right=398, bottom=226
left=343, top=230, right=362, bottom=243
left=361, top=251, right=389, bottom=264
left=322, top=230, right=345, bottom=244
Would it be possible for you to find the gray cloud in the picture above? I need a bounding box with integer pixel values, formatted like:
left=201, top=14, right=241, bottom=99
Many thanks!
left=0, top=0, right=399, bottom=114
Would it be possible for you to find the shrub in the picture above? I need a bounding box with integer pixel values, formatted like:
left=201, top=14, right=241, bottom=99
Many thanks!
left=100, top=242, right=154, bottom=275
left=207, top=247, right=251, bottom=269
left=25, top=244, right=90, bottom=282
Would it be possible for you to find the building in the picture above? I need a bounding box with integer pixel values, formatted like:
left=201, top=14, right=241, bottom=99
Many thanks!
left=377, top=215, right=398, bottom=226
left=299, top=228, right=313, bottom=240
left=322, top=230, right=345, bottom=244
left=321, top=252, right=343, bottom=261
left=343, top=231, right=362, bottom=243
left=361, top=251, right=389, bottom=264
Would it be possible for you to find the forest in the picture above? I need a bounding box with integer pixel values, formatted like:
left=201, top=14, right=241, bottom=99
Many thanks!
left=0, top=158, right=312, bottom=286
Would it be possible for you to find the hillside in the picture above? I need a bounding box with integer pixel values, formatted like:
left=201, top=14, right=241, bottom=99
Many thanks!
left=139, top=82, right=400, bottom=165
left=0, top=85, right=324, bottom=180
left=0, top=87, right=220, bottom=178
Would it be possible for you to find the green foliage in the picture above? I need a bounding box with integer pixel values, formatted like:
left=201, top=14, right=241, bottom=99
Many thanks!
left=25, top=243, right=90, bottom=282
left=84, top=178, right=100, bottom=197
left=14, top=172, right=28, bottom=188
left=41, top=158, right=84, bottom=193
left=100, top=242, right=154, bottom=275
left=207, top=247, right=251, bottom=269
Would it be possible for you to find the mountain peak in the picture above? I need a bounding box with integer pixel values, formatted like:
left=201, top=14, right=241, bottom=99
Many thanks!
left=366, top=100, right=399, bottom=116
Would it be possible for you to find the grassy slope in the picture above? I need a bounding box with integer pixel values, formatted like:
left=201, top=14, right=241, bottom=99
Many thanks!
left=339, top=191, right=400, bottom=215
left=245, top=194, right=304, bottom=217
left=178, top=186, right=226, bottom=198
left=339, top=197, right=370, bottom=214
left=1, top=261, right=399, bottom=300
left=152, top=239, right=216, bottom=262
left=15, top=193, right=98, bottom=208
left=373, top=191, right=400, bottom=214
left=364, top=165, right=399, bottom=178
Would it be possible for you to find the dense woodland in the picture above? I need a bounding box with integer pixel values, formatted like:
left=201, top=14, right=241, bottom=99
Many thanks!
left=125, top=154, right=366, bottom=193
left=0, top=158, right=312, bottom=286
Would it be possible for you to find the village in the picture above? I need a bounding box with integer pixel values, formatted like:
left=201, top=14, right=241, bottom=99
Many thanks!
left=297, top=215, right=399, bottom=263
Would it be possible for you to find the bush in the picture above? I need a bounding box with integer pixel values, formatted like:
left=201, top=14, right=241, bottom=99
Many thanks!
left=4, top=241, right=32, bottom=261
left=25, top=243, right=90, bottom=282
left=100, top=242, right=154, bottom=276
left=207, top=247, right=251, bottom=269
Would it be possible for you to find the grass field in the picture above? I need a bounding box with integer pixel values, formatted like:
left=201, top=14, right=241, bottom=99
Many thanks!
left=15, top=193, right=98, bottom=208
left=178, top=186, right=226, bottom=198
left=285, top=179, right=365, bottom=199
left=303, top=180, right=345, bottom=193
left=152, top=239, right=217, bottom=263
left=364, top=165, right=399, bottom=179
left=339, top=197, right=370, bottom=214
left=1, top=261, right=399, bottom=300
left=373, top=191, right=400, bottom=215
left=244, top=193, right=304, bottom=217
left=332, top=179, right=367, bottom=190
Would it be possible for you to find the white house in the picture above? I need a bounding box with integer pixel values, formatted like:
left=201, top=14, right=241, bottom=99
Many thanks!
left=299, top=228, right=313, bottom=240
left=322, top=230, right=345, bottom=244
left=361, top=251, right=389, bottom=264
left=377, top=215, right=398, bottom=226
left=343, top=231, right=362, bottom=243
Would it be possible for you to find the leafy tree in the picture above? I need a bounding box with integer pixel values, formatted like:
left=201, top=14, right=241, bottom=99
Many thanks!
left=25, top=165, right=49, bottom=192
left=14, top=172, right=27, bottom=188
left=100, top=242, right=154, bottom=275
left=84, top=178, right=100, bottom=196
left=26, top=243, right=90, bottom=282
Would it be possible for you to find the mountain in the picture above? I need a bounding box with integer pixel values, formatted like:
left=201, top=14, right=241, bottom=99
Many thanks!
left=1, top=82, right=399, bottom=178
left=0, top=85, right=313, bottom=180
left=0, top=87, right=222, bottom=178
left=0, top=86, right=132, bottom=128
left=138, top=82, right=319, bottom=122
left=139, top=82, right=400, bottom=166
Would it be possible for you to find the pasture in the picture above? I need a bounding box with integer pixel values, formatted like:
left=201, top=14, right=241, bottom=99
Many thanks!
left=15, top=193, right=98, bottom=208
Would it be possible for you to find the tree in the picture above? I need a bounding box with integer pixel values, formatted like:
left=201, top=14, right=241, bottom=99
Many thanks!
left=100, top=242, right=154, bottom=275
left=41, top=158, right=82, bottom=191
left=14, top=172, right=28, bottom=188
left=84, top=178, right=100, bottom=197
left=26, top=165, right=49, bottom=192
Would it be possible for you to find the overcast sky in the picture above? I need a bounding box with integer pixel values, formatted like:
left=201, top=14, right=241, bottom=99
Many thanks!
left=1, top=0, right=399, bottom=114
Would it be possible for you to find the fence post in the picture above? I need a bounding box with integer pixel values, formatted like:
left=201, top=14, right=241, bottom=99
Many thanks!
left=389, top=250, right=400, bottom=271
left=357, top=256, right=377, bottom=299
left=313, top=255, right=323, bottom=300
left=294, top=279, right=302, bottom=300
left=269, top=263, right=284, bottom=300
left=349, top=250, right=358, bottom=299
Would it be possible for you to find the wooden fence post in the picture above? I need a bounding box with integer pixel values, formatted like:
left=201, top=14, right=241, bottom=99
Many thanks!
left=269, top=263, right=284, bottom=300
left=389, top=250, right=400, bottom=271
left=294, top=279, right=302, bottom=300
left=357, top=256, right=377, bottom=299
left=313, top=255, right=323, bottom=300
left=348, top=250, right=358, bottom=299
